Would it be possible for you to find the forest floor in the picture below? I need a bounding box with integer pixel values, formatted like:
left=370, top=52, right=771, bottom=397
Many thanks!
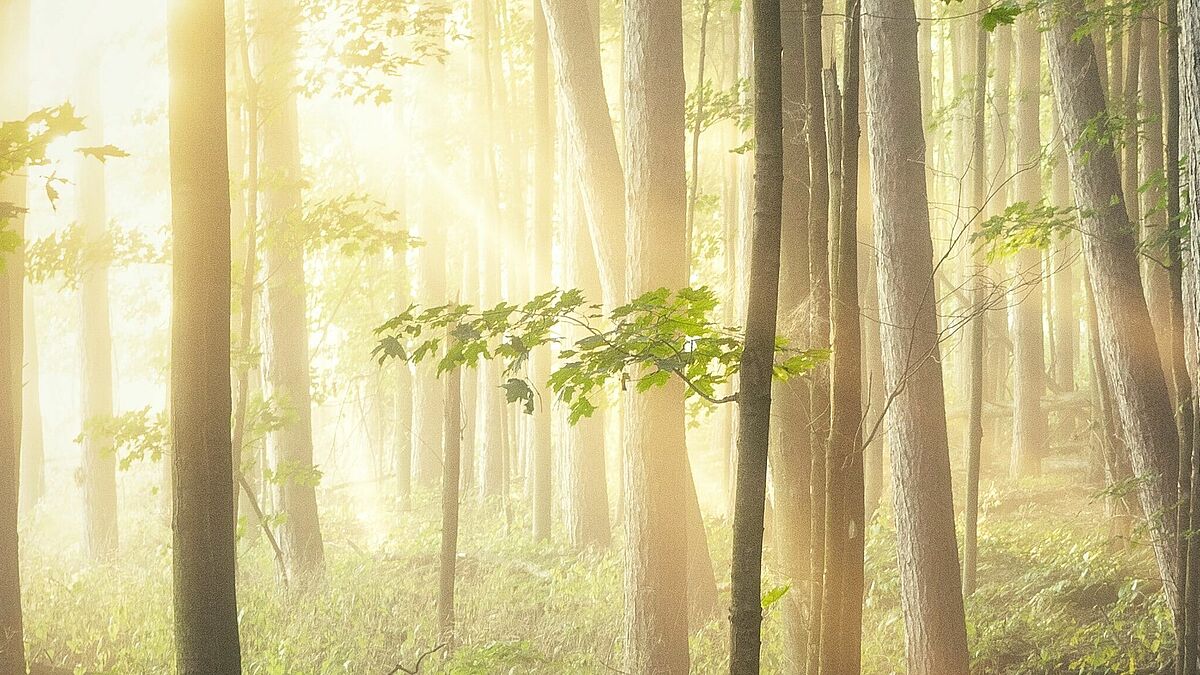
left=19, top=455, right=1172, bottom=674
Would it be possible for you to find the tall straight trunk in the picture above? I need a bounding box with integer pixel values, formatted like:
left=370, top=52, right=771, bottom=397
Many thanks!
left=773, top=0, right=813, bottom=663
left=1139, top=18, right=1172, bottom=375
left=561, top=165, right=611, bottom=549
left=821, top=1, right=865, bottom=667
left=259, top=0, right=325, bottom=586
left=437, top=357, right=462, bottom=647
left=1045, top=0, right=1183, bottom=610
left=1174, top=0, right=1200, bottom=664
left=621, top=0, right=691, bottom=667
left=540, top=0, right=626, bottom=307
left=861, top=0, right=971, bottom=671
left=991, top=26, right=1013, bottom=205
left=412, top=19, right=448, bottom=488
left=963, top=0, right=988, bottom=599
left=530, top=0, right=554, bottom=541
left=728, top=0, right=783, bottom=665
left=0, top=3, right=27, bottom=668
left=1011, top=11, right=1046, bottom=479
left=19, top=293, right=42, bottom=515
left=1050, top=100, right=1077, bottom=393
left=167, top=0, right=242, bottom=668
left=78, top=85, right=119, bottom=560
left=857, top=63, right=885, bottom=525
left=1121, top=9, right=1142, bottom=220
left=803, top=0, right=832, bottom=667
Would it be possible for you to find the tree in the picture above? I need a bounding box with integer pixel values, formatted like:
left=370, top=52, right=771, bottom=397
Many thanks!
left=1044, top=0, right=1183, bottom=613
left=258, top=0, right=326, bottom=586
left=728, top=0, right=783, bottom=665
left=77, top=79, right=119, bottom=560
left=530, top=0, right=554, bottom=543
left=621, top=0, right=691, bottom=666
left=166, top=0, right=243, bottom=669
left=1010, top=8, right=1046, bottom=480
left=861, top=0, right=971, bottom=670
left=437, top=344, right=462, bottom=647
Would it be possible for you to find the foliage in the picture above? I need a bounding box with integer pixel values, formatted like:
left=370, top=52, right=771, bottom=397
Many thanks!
left=973, top=200, right=1078, bottom=260
left=75, top=407, right=169, bottom=470
left=0, top=104, right=90, bottom=267
left=685, top=78, right=752, bottom=136
left=25, top=222, right=167, bottom=288
left=372, top=286, right=828, bottom=424
left=280, top=192, right=419, bottom=255
left=300, top=0, right=457, bottom=104
left=981, top=1, right=1022, bottom=30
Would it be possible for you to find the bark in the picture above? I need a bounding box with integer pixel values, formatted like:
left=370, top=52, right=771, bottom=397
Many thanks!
left=1139, top=18, right=1173, bottom=380
left=540, top=0, right=626, bottom=307
left=963, top=0, right=988, bottom=599
left=531, top=0, right=554, bottom=542
left=1045, top=0, right=1183, bottom=609
left=861, top=0, right=971, bottom=670
left=19, top=292, right=42, bottom=515
left=1010, top=10, right=1047, bottom=480
left=820, top=2, right=865, bottom=667
left=437, top=354, right=463, bottom=647
left=78, top=89, right=119, bottom=560
left=259, top=0, right=326, bottom=586
left=728, top=0, right=783, bottom=662
left=621, top=0, right=691, bottom=667
left=1050, top=101, right=1077, bottom=393
left=772, top=0, right=813, bottom=663
left=0, top=1, right=26, bottom=666
left=167, top=0, right=243, bottom=667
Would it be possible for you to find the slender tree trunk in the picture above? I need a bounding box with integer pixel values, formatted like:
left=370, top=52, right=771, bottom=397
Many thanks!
left=1050, top=100, right=1077, bottom=394
left=728, top=0, right=783, bottom=663
left=540, top=0, right=626, bottom=308
left=78, top=87, right=119, bottom=560
left=1011, top=10, right=1046, bottom=480
left=821, top=2, right=865, bottom=666
left=621, top=0, right=691, bottom=667
left=259, top=0, right=325, bottom=586
left=861, top=0, right=971, bottom=670
left=167, top=0, right=242, bottom=668
left=530, top=0, right=554, bottom=542
left=773, top=0, right=813, bottom=662
left=1045, top=0, right=1183, bottom=610
left=1140, top=18, right=1173, bottom=378
left=19, top=291, right=42, bottom=515
left=437, top=352, right=462, bottom=648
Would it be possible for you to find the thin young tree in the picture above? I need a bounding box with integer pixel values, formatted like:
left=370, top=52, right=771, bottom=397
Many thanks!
left=530, top=0, right=554, bottom=542
left=437, top=345, right=463, bottom=647
left=861, top=0, right=971, bottom=670
left=728, top=0, right=783, bottom=665
left=167, top=0, right=242, bottom=669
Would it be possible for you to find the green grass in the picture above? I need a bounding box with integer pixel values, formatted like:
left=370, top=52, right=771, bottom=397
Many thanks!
left=18, top=469, right=1173, bottom=673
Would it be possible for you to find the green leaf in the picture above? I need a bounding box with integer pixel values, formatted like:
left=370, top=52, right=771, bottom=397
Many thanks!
left=77, top=144, right=131, bottom=162
left=761, top=584, right=791, bottom=609
left=981, top=1, right=1021, bottom=31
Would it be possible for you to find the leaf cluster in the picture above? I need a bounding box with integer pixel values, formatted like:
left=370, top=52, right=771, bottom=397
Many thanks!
left=972, top=200, right=1077, bottom=260
left=25, top=223, right=167, bottom=288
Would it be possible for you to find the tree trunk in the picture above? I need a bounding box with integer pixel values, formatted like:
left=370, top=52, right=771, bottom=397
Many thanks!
left=258, top=0, right=326, bottom=587
left=167, top=0, right=243, bottom=667
left=821, top=2, right=865, bottom=666
left=19, top=291, right=43, bottom=515
left=531, top=1, right=554, bottom=541
left=437, top=353, right=462, bottom=648
left=621, top=0, right=691, bottom=667
left=963, top=0, right=988, bottom=599
left=1010, top=10, right=1046, bottom=480
left=861, top=0, right=971, bottom=670
left=772, top=0, right=813, bottom=663
left=728, top=0, right=783, bottom=665
left=1045, top=0, right=1183, bottom=610
left=1050, top=100, right=1077, bottom=394
left=540, top=0, right=626, bottom=307
left=78, top=83, right=119, bottom=560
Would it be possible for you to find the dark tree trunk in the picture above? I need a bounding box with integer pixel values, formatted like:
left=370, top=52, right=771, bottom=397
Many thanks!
left=861, top=0, right=971, bottom=670
left=728, top=0, right=783, bottom=664
left=167, top=0, right=243, bottom=668
left=1045, top=0, right=1183, bottom=610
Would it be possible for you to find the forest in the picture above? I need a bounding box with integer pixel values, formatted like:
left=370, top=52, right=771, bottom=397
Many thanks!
left=1, top=0, right=1199, bottom=672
